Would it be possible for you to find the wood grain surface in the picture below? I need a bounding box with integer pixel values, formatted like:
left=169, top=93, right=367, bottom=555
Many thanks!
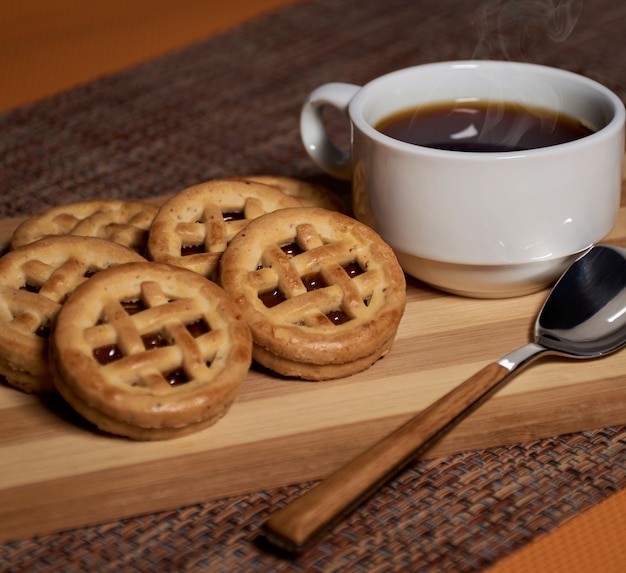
left=2, top=174, right=626, bottom=541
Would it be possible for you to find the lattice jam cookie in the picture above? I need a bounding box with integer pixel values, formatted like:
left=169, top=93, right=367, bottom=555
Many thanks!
left=219, top=207, right=406, bottom=380
left=147, top=179, right=302, bottom=280
left=239, top=175, right=344, bottom=212
left=50, top=262, right=252, bottom=440
left=10, top=199, right=159, bottom=255
left=0, top=236, right=146, bottom=393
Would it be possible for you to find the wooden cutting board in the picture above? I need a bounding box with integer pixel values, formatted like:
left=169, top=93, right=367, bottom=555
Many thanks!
left=3, top=180, right=626, bottom=542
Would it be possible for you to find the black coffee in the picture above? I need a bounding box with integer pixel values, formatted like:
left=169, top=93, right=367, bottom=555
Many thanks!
left=374, top=100, right=595, bottom=152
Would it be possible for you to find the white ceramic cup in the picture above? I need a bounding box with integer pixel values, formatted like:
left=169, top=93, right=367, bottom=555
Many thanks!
left=300, top=61, right=625, bottom=297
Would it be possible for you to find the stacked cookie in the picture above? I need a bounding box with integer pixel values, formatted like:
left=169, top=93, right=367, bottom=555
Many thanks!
left=220, top=207, right=406, bottom=380
left=0, top=235, right=146, bottom=394
left=49, top=261, right=252, bottom=440
left=0, top=176, right=405, bottom=439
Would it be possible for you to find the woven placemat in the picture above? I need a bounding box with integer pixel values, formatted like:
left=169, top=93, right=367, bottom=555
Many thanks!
left=2, top=0, right=626, bottom=571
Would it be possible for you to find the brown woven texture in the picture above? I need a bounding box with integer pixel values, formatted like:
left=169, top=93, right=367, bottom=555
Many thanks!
left=2, top=0, right=626, bottom=571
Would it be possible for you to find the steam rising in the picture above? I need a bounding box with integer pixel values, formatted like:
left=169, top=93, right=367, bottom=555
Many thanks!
left=460, top=0, right=587, bottom=148
left=472, top=0, right=584, bottom=60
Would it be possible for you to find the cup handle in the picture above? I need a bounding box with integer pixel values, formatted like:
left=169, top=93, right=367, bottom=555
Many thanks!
left=300, top=83, right=361, bottom=181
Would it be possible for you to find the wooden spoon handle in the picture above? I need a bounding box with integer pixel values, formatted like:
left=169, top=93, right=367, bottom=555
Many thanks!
left=261, top=361, right=512, bottom=554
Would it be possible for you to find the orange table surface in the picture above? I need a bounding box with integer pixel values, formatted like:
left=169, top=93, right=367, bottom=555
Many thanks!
left=1, top=2, right=624, bottom=571
left=0, top=0, right=301, bottom=112
left=487, top=487, right=626, bottom=573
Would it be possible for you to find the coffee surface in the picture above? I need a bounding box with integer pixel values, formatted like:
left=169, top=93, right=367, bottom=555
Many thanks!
left=375, top=100, right=595, bottom=152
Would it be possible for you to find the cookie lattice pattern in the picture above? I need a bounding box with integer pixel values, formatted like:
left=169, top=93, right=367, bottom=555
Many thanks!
left=2, top=256, right=108, bottom=339
left=84, top=280, right=225, bottom=391
left=174, top=197, right=267, bottom=255
left=11, top=201, right=157, bottom=253
left=147, top=180, right=302, bottom=278
left=248, top=223, right=384, bottom=328
left=57, top=209, right=153, bottom=244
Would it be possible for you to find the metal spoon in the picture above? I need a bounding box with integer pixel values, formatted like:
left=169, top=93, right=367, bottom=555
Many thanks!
left=261, top=244, right=626, bottom=554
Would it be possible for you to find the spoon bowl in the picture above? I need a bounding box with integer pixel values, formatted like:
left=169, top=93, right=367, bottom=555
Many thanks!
left=537, top=245, right=626, bottom=357
left=261, top=244, right=626, bottom=554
